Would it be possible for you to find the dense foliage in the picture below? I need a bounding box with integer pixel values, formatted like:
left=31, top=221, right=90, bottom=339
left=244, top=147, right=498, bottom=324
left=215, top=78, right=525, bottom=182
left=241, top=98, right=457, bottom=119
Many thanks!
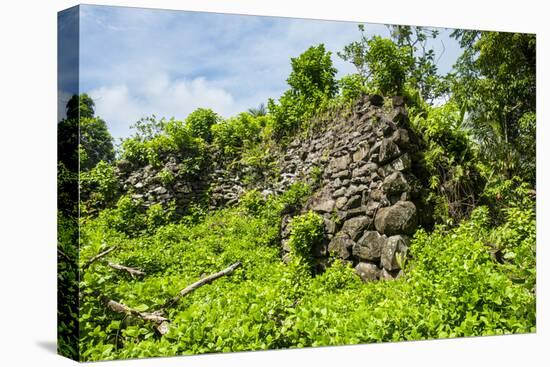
left=212, top=112, right=264, bottom=155
left=120, top=116, right=207, bottom=174
left=451, top=31, right=536, bottom=184
left=268, top=44, right=338, bottom=140
left=75, top=182, right=534, bottom=361
left=339, top=33, right=414, bottom=95
left=57, top=24, right=536, bottom=361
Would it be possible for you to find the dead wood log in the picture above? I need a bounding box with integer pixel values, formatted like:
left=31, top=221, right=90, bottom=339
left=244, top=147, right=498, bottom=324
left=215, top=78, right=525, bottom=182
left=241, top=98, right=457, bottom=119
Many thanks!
left=153, top=261, right=242, bottom=335
left=83, top=246, right=117, bottom=270
left=103, top=298, right=168, bottom=324
left=107, top=262, right=146, bottom=278
left=161, top=261, right=242, bottom=310
left=100, top=262, right=242, bottom=336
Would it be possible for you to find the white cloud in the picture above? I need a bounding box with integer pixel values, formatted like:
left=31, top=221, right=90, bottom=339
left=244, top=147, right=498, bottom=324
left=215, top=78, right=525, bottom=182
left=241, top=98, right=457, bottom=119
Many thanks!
left=80, top=7, right=372, bottom=140
left=89, top=74, right=236, bottom=140
left=79, top=5, right=462, bottom=140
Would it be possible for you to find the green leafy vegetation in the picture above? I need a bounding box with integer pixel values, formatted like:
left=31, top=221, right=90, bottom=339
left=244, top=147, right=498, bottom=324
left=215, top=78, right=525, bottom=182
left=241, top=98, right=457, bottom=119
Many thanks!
left=74, top=183, right=534, bottom=361
left=268, top=44, right=338, bottom=140
left=184, top=108, right=220, bottom=143
left=120, top=116, right=207, bottom=174
left=81, top=160, right=120, bottom=212
left=340, top=33, right=414, bottom=95
left=212, top=112, right=264, bottom=155
left=451, top=31, right=536, bottom=185
left=57, top=25, right=536, bottom=361
left=287, top=211, right=325, bottom=265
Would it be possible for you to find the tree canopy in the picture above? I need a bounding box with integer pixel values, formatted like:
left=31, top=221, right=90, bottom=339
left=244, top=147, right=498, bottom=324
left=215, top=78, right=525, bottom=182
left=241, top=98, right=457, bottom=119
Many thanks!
left=268, top=44, right=338, bottom=139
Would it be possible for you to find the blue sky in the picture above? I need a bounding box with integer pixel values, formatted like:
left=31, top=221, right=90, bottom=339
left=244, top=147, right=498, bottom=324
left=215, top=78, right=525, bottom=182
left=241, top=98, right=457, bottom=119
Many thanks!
left=77, top=5, right=463, bottom=140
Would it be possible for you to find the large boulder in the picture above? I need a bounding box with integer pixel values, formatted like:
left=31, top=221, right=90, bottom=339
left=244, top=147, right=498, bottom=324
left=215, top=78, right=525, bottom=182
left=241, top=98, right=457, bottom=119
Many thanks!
left=313, top=198, right=335, bottom=213
left=340, top=216, right=372, bottom=241
left=380, top=235, right=409, bottom=271
left=379, top=138, right=401, bottom=164
left=374, top=201, right=417, bottom=235
left=381, top=172, right=410, bottom=195
left=353, top=231, right=386, bottom=261
left=328, top=234, right=354, bottom=259
left=332, top=170, right=351, bottom=179
left=332, top=187, right=347, bottom=198
left=329, top=154, right=351, bottom=173
left=335, top=196, right=348, bottom=210
left=379, top=153, right=411, bottom=176
left=355, top=262, right=381, bottom=282
left=352, top=164, right=370, bottom=178
left=365, top=200, right=381, bottom=217
left=344, top=194, right=362, bottom=210
left=346, top=184, right=366, bottom=197
left=323, top=216, right=337, bottom=234
left=352, top=142, right=370, bottom=162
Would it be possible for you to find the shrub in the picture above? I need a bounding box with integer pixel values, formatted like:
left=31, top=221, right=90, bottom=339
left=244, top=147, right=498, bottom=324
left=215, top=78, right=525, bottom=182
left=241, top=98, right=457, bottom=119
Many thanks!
left=410, top=100, right=482, bottom=224
left=239, top=189, right=265, bottom=216
left=120, top=137, right=150, bottom=166
left=120, top=116, right=206, bottom=175
left=482, top=176, right=535, bottom=219
left=212, top=113, right=263, bottom=155
left=339, top=32, right=413, bottom=95
left=268, top=44, right=338, bottom=140
left=288, top=211, right=325, bottom=264
left=338, top=73, right=368, bottom=102
left=98, top=195, right=147, bottom=235
left=180, top=203, right=208, bottom=225
left=268, top=182, right=311, bottom=217
left=185, top=108, right=220, bottom=142
left=120, top=132, right=177, bottom=168
left=146, top=201, right=176, bottom=232
left=81, top=161, right=120, bottom=209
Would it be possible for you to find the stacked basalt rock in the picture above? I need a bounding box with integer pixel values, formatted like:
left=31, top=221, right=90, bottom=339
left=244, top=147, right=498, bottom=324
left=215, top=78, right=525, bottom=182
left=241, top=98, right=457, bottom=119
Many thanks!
left=279, top=94, right=423, bottom=281
left=116, top=156, right=247, bottom=212
left=116, top=156, right=209, bottom=214
left=114, top=93, right=426, bottom=283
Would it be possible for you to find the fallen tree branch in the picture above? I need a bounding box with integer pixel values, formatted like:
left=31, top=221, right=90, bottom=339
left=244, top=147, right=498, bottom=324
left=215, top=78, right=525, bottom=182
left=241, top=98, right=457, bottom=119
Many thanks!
left=153, top=261, right=242, bottom=335
left=103, top=298, right=168, bottom=324
left=83, top=246, right=117, bottom=270
left=99, top=262, right=242, bottom=336
left=108, top=262, right=146, bottom=278
left=161, top=261, right=242, bottom=310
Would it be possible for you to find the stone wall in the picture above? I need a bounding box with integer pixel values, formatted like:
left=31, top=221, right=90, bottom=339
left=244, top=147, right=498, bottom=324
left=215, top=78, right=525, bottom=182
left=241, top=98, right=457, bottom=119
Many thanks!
left=115, top=94, right=428, bottom=282
left=116, top=156, right=210, bottom=214
left=277, top=94, right=426, bottom=281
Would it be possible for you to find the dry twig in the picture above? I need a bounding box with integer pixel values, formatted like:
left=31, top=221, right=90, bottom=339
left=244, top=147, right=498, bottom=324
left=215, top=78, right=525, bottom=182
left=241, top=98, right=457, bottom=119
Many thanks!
left=101, top=262, right=242, bottom=335
left=107, top=262, right=146, bottom=278
left=83, top=247, right=117, bottom=270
